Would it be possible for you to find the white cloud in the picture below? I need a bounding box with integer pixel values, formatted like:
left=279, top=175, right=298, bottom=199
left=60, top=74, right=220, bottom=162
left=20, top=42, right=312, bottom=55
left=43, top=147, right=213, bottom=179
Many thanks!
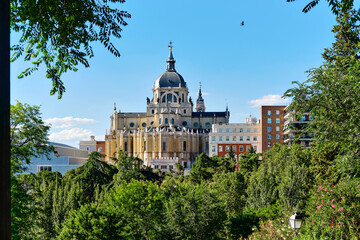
left=44, top=117, right=96, bottom=129
left=250, top=94, right=288, bottom=107
left=49, top=128, right=94, bottom=141
left=202, top=92, right=209, bottom=96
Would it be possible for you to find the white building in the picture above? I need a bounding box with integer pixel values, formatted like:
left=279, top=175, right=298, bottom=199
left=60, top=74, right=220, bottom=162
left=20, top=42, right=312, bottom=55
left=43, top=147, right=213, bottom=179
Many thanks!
left=25, top=142, right=89, bottom=176
left=209, top=117, right=261, bottom=159
left=79, top=136, right=97, bottom=153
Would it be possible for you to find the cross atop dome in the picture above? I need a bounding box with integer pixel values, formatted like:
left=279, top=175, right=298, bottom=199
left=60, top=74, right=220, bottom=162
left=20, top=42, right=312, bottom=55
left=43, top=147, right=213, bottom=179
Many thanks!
left=167, top=41, right=176, bottom=71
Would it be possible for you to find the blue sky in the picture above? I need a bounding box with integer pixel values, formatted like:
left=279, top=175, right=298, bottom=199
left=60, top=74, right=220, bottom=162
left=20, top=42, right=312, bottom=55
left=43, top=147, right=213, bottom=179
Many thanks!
left=11, top=0, right=337, bottom=147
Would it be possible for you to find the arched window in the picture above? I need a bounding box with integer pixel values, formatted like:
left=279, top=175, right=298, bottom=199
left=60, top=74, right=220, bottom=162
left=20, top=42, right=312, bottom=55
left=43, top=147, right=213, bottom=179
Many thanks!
left=159, top=118, right=162, bottom=124
left=162, top=96, right=166, bottom=103
left=167, top=93, right=173, bottom=102
left=182, top=93, right=185, bottom=102
left=173, top=95, right=177, bottom=102
left=165, top=118, right=168, bottom=124
left=171, top=118, right=174, bottom=124
left=183, top=141, right=186, bottom=151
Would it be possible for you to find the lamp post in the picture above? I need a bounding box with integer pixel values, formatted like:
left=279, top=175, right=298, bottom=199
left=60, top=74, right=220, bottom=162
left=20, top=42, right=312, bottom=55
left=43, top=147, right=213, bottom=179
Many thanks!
left=289, top=212, right=303, bottom=237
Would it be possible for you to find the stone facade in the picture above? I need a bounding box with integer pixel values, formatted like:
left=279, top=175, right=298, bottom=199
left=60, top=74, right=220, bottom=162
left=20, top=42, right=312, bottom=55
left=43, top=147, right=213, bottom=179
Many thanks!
left=105, top=46, right=229, bottom=167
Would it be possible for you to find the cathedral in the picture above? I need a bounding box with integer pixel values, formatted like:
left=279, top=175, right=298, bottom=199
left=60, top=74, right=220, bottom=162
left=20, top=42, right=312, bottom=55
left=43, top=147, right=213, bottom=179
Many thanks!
left=105, top=44, right=229, bottom=169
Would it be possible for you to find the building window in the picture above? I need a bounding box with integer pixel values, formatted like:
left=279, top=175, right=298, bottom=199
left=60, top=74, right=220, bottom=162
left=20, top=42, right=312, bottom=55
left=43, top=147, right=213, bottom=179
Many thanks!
left=212, top=136, right=216, bottom=141
left=219, top=129, right=223, bottom=133
left=246, top=128, right=250, bottom=133
left=167, top=93, right=173, bottom=102
left=253, top=136, right=257, bottom=141
left=225, top=145, right=229, bottom=152
left=86, top=147, right=89, bottom=151
left=165, top=118, right=168, bottom=124
left=182, top=121, right=187, bottom=126
left=226, top=136, right=229, bottom=141
left=206, top=142, right=209, bottom=152
left=232, top=128, right=236, bottom=133
left=124, top=142, right=128, bottom=152
left=226, top=128, right=229, bottom=133
left=267, top=118, right=272, bottom=124
left=154, top=165, right=159, bottom=169
left=267, top=134, right=271, bottom=139
left=254, top=128, right=257, bottom=132
left=219, top=146, right=223, bottom=152
left=98, top=147, right=103, bottom=152
left=142, top=122, right=146, bottom=127
left=276, top=118, right=280, bottom=124
left=169, top=165, right=174, bottom=170
left=239, top=145, right=244, bottom=152
left=212, top=146, right=216, bottom=152
left=268, top=110, right=272, bottom=116
left=246, top=136, right=250, bottom=141
left=276, top=110, right=280, bottom=116
left=182, top=93, right=185, bottom=102
left=194, top=122, right=199, bottom=127
left=233, top=136, right=236, bottom=141
left=130, top=122, right=135, bottom=127
left=246, top=146, right=251, bottom=152
left=161, top=165, right=168, bottom=169
left=232, top=145, right=236, bottom=152
left=254, top=146, right=257, bottom=152
left=267, top=142, right=271, bottom=148
left=276, top=134, right=280, bottom=140
left=144, top=141, right=146, bottom=151
left=159, top=118, right=162, bottom=124
left=268, top=126, right=271, bottom=132
left=183, top=141, right=187, bottom=151
left=276, top=126, right=280, bottom=131
left=162, top=96, right=166, bottom=103
left=240, top=128, right=243, bottom=133
left=183, top=162, right=187, bottom=168
left=219, top=136, right=223, bottom=141
left=162, top=141, right=166, bottom=151
left=38, top=166, right=52, bottom=172
left=171, top=118, right=174, bottom=124
left=151, top=110, right=154, bottom=114
left=240, top=136, right=243, bottom=141
left=184, top=109, right=186, bottom=114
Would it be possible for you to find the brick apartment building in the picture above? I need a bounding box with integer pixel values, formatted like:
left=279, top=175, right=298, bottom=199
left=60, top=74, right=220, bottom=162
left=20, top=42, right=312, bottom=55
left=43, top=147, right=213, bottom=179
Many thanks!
left=260, top=106, right=287, bottom=152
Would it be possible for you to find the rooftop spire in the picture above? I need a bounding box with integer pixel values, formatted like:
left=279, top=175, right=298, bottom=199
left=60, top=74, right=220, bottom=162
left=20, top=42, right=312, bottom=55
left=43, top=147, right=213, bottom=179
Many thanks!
left=166, top=41, right=176, bottom=72
left=195, top=82, right=206, bottom=112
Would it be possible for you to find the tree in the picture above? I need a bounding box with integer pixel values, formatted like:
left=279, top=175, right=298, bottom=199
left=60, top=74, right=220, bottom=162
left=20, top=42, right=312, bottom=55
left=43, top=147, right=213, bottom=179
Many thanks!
left=10, top=0, right=131, bottom=98
left=284, top=7, right=360, bottom=180
left=10, top=101, right=54, bottom=174
left=286, top=0, right=355, bottom=15
left=162, top=180, right=226, bottom=240
left=58, top=180, right=164, bottom=240
left=247, top=144, right=311, bottom=211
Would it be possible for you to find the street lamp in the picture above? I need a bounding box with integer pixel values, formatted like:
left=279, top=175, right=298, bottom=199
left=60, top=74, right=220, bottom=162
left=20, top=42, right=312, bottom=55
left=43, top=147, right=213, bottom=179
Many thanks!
left=289, top=212, right=303, bottom=235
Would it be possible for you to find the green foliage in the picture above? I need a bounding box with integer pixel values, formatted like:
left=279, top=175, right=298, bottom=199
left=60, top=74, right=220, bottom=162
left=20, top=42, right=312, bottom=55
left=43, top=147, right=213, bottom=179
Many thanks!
left=72, top=151, right=117, bottom=203
left=188, top=153, right=234, bottom=183
left=10, top=0, right=131, bottom=98
left=237, top=148, right=260, bottom=182
left=284, top=8, right=360, bottom=180
left=162, top=180, right=227, bottom=240
left=286, top=0, right=356, bottom=15
left=112, top=150, right=161, bottom=183
left=247, top=144, right=311, bottom=211
left=59, top=180, right=164, bottom=240
left=10, top=101, right=53, bottom=174
left=301, top=178, right=360, bottom=239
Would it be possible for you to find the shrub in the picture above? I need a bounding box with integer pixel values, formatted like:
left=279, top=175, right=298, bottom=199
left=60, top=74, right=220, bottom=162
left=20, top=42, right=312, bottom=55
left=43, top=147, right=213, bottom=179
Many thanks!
left=301, top=178, right=360, bottom=239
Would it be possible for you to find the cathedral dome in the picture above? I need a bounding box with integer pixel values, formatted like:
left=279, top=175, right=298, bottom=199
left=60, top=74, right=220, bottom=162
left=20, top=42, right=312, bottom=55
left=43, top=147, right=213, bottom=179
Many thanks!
left=155, top=71, right=187, bottom=88
left=154, top=44, right=187, bottom=89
